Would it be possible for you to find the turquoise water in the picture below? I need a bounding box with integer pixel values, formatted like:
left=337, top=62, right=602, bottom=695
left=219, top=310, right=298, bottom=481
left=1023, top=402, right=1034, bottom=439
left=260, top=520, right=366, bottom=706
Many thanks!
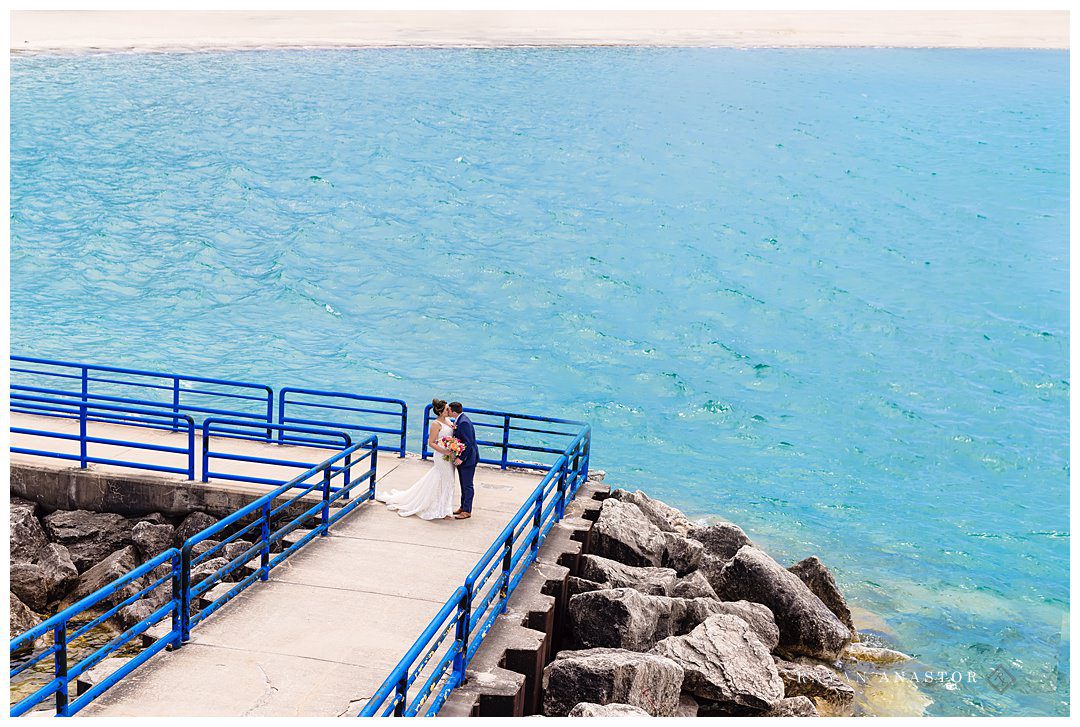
left=10, top=48, right=1068, bottom=716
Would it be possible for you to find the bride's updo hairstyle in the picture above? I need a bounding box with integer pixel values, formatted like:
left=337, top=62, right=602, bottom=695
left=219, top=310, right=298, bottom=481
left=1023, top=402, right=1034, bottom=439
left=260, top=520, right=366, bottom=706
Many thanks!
left=432, top=398, right=448, bottom=416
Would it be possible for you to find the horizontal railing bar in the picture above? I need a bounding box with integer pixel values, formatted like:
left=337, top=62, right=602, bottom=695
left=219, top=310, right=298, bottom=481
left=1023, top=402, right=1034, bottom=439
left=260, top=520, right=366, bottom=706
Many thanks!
left=12, top=355, right=270, bottom=391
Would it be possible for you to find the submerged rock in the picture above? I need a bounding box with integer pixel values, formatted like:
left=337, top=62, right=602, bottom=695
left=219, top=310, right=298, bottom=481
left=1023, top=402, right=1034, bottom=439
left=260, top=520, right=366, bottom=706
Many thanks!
left=578, top=554, right=677, bottom=596
left=651, top=615, right=783, bottom=712
left=43, top=510, right=133, bottom=573
left=763, top=696, right=819, bottom=717
left=608, top=489, right=694, bottom=535
left=568, top=702, right=650, bottom=717
left=775, top=657, right=855, bottom=712
left=842, top=643, right=912, bottom=665
left=688, top=521, right=752, bottom=562
left=789, top=556, right=855, bottom=632
left=713, top=546, right=851, bottom=660
left=591, top=499, right=667, bottom=568
left=542, top=647, right=684, bottom=717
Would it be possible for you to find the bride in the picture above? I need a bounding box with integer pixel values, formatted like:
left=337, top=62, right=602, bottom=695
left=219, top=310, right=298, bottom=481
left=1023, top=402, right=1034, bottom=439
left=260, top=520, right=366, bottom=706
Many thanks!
left=376, top=398, right=458, bottom=520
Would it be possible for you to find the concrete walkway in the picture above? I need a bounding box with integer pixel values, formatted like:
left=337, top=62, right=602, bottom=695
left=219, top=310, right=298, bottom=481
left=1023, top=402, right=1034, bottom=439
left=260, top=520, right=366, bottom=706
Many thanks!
left=10, top=413, right=546, bottom=716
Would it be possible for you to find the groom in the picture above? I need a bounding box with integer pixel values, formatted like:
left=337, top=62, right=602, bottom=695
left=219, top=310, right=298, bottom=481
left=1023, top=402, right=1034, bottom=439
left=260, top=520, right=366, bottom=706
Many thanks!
left=449, top=402, right=477, bottom=519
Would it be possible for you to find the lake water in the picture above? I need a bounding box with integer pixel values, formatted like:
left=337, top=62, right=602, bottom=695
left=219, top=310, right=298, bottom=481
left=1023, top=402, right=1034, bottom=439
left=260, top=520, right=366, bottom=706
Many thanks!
left=10, top=48, right=1068, bottom=716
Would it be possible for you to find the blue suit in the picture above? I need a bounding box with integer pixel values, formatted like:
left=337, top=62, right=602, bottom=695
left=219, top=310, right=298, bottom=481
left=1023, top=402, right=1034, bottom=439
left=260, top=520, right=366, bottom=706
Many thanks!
left=454, top=413, right=478, bottom=513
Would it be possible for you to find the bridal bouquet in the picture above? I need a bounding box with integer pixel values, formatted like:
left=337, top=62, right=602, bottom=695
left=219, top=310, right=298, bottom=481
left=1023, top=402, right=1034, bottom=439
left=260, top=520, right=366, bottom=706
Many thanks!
left=439, top=436, right=466, bottom=462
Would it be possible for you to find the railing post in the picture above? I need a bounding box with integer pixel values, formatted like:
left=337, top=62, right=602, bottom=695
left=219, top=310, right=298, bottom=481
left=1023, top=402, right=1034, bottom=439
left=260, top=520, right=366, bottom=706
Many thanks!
left=342, top=452, right=353, bottom=501
left=453, top=586, right=472, bottom=686
left=394, top=676, right=408, bottom=717
left=260, top=502, right=271, bottom=580
left=179, top=545, right=191, bottom=642
left=53, top=621, right=68, bottom=716
left=369, top=442, right=378, bottom=501
left=556, top=459, right=569, bottom=520
left=201, top=423, right=210, bottom=483
left=186, top=418, right=196, bottom=481
left=78, top=401, right=88, bottom=469
left=531, top=493, right=542, bottom=556
left=171, top=551, right=184, bottom=648
left=499, top=535, right=513, bottom=602
left=400, top=405, right=408, bottom=459
left=501, top=416, right=510, bottom=469
left=268, top=387, right=277, bottom=443
left=171, top=378, right=180, bottom=432
left=321, top=469, right=331, bottom=535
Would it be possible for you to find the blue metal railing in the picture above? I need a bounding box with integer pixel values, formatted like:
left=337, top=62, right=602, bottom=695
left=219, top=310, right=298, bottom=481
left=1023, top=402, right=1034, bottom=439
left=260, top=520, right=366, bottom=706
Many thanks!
left=11, top=355, right=274, bottom=432
left=9, top=436, right=378, bottom=717
left=10, top=391, right=197, bottom=480
left=10, top=548, right=183, bottom=717
left=200, top=417, right=355, bottom=490
left=278, top=388, right=407, bottom=457
left=361, top=419, right=591, bottom=717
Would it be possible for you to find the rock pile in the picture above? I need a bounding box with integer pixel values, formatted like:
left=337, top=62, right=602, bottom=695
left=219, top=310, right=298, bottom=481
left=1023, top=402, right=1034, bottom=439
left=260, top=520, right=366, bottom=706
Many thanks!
left=541, top=488, right=895, bottom=718
left=9, top=498, right=226, bottom=643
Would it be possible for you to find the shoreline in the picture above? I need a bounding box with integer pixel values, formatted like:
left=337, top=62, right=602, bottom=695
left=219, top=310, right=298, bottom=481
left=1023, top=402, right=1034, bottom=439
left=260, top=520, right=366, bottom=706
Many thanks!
left=11, top=11, right=1070, bottom=53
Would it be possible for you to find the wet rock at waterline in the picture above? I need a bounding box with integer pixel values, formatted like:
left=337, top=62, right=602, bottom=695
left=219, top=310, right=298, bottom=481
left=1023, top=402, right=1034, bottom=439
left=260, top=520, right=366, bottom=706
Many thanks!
left=842, top=642, right=912, bottom=665
left=788, top=556, right=855, bottom=633
left=763, top=696, right=819, bottom=717
left=651, top=615, right=784, bottom=712
left=542, top=647, right=684, bottom=717
left=10, top=594, right=41, bottom=655
left=713, top=546, right=852, bottom=660
left=774, top=657, right=856, bottom=712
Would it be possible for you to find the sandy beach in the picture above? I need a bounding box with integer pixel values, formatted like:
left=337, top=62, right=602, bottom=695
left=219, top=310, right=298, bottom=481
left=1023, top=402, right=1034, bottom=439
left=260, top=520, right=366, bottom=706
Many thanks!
left=10, top=11, right=1069, bottom=53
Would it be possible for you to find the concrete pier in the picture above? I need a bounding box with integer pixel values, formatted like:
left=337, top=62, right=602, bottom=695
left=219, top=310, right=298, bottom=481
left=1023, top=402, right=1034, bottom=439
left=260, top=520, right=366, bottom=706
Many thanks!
left=10, top=412, right=553, bottom=716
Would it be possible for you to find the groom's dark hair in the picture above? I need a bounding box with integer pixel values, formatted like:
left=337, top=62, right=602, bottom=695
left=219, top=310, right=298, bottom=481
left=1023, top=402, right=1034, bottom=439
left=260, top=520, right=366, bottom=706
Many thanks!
left=449, top=402, right=463, bottom=414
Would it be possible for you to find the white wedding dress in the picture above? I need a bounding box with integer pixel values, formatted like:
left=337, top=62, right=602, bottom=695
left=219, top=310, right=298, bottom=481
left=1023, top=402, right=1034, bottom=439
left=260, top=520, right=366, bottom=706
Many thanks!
left=376, top=419, right=457, bottom=520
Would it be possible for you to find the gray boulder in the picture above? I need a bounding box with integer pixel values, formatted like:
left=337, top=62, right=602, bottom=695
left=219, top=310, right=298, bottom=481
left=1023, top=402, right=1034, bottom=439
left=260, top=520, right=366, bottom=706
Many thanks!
left=569, top=588, right=779, bottom=653
left=659, top=532, right=704, bottom=576
left=542, top=647, right=684, bottom=716
left=190, top=557, right=230, bottom=589
left=670, top=570, right=718, bottom=600
left=36, top=543, right=80, bottom=602
left=190, top=540, right=223, bottom=559
left=175, top=511, right=219, bottom=545
left=708, top=601, right=780, bottom=652
left=651, top=615, right=783, bottom=712
left=578, top=554, right=677, bottom=596
left=713, top=546, right=851, bottom=660
left=43, top=510, right=134, bottom=573
left=568, top=588, right=714, bottom=651
left=11, top=562, right=48, bottom=612
left=131, top=521, right=176, bottom=560
left=688, top=521, right=752, bottom=562
left=774, top=658, right=855, bottom=711
left=763, top=696, right=819, bottom=717
left=567, top=576, right=605, bottom=599
left=608, top=490, right=694, bottom=535
left=59, top=546, right=142, bottom=610
left=591, top=499, right=667, bottom=567
left=675, top=693, right=699, bottom=717
left=10, top=497, right=48, bottom=562
left=789, top=556, right=854, bottom=632
left=224, top=539, right=257, bottom=564
left=568, top=702, right=650, bottom=717
left=10, top=594, right=41, bottom=652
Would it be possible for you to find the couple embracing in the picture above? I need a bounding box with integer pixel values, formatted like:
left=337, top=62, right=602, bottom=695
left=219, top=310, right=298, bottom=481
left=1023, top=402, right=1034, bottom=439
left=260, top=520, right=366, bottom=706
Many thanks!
left=376, top=399, right=478, bottom=521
